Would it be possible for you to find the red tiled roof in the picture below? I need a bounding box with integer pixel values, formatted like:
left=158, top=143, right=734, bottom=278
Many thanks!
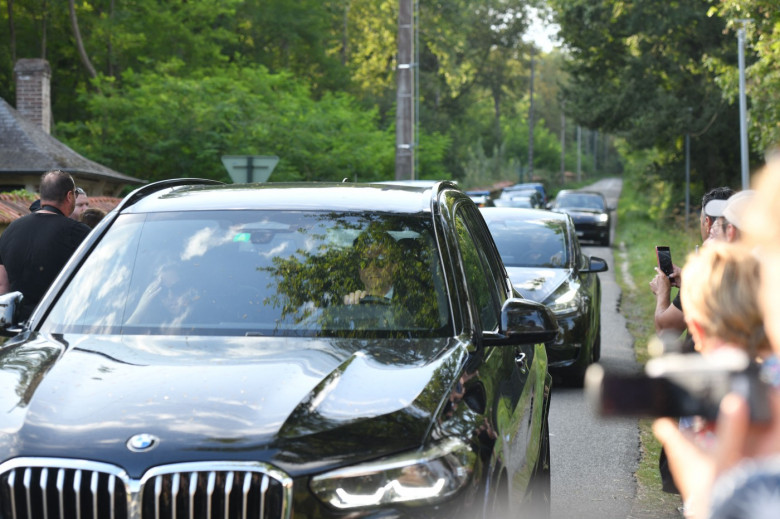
left=0, top=193, right=121, bottom=225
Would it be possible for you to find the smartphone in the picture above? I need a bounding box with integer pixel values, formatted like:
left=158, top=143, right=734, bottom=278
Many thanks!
left=585, top=351, right=772, bottom=423
left=656, top=246, right=674, bottom=277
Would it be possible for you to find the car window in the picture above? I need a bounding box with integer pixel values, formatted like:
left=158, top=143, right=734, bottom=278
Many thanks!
left=41, top=211, right=451, bottom=338
left=557, top=193, right=604, bottom=210
left=484, top=218, right=568, bottom=268
left=453, top=206, right=506, bottom=332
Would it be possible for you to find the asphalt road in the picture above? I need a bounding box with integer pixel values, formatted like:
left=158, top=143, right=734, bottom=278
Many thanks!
left=549, top=177, right=644, bottom=519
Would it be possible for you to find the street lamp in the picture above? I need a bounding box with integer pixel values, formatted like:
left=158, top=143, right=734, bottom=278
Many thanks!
left=737, top=19, right=751, bottom=189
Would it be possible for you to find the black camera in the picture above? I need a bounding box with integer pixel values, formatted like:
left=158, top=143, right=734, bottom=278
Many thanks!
left=585, top=349, right=772, bottom=423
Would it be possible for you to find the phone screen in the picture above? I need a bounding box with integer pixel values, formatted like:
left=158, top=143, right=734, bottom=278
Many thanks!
left=656, top=246, right=673, bottom=277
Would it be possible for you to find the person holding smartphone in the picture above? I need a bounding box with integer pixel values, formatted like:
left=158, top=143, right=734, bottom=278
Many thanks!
left=649, top=187, right=735, bottom=495
left=649, top=187, right=735, bottom=339
left=653, top=160, right=780, bottom=519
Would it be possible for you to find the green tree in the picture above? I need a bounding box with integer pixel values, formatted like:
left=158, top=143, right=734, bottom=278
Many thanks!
left=57, top=63, right=394, bottom=183
left=706, top=0, right=780, bottom=156
left=548, top=0, right=745, bottom=190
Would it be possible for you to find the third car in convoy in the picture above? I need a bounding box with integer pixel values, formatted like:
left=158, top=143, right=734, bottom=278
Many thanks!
left=548, top=189, right=612, bottom=246
left=481, top=207, right=608, bottom=386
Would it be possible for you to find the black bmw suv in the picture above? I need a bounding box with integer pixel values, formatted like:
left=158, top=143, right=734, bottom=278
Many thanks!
left=0, top=179, right=556, bottom=519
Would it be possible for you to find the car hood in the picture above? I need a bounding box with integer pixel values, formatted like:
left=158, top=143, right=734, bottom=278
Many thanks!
left=506, top=267, right=569, bottom=303
left=0, top=333, right=465, bottom=478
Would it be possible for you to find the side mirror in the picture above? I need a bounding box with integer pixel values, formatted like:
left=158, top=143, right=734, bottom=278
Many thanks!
left=484, top=298, right=558, bottom=346
left=0, top=291, right=23, bottom=336
left=582, top=256, right=609, bottom=274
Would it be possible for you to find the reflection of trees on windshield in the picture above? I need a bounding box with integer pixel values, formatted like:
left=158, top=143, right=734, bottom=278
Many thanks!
left=262, top=213, right=447, bottom=337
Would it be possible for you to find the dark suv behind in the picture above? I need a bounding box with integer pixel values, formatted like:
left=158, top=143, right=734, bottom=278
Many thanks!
left=0, top=179, right=556, bottom=519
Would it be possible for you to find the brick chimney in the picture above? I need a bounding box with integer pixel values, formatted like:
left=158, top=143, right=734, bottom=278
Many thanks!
left=13, top=59, right=52, bottom=134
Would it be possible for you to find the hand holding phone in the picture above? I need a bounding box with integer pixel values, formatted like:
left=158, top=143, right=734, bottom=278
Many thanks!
left=656, top=246, right=674, bottom=278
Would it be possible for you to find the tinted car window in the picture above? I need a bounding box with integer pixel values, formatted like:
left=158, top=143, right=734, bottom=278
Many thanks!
left=486, top=219, right=568, bottom=267
left=42, top=211, right=450, bottom=338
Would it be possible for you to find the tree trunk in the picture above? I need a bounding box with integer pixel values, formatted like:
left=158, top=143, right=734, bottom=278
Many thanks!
left=107, top=0, right=115, bottom=77
left=68, top=0, right=97, bottom=78
left=7, top=0, right=15, bottom=63
left=40, top=0, right=47, bottom=59
left=341, top=2, right=350, bottom=66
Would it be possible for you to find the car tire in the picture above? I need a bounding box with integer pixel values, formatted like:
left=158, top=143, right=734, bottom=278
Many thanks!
left=528, top=417, right=552, bottom=519
left=600, top=234, right=610, bottom=247
left=593, top=325, right=601, bottom=362
left=570, top=340, right=595, bottom=388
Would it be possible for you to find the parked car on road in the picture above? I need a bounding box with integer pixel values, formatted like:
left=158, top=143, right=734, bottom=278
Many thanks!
left=481, top=207, right=608, bottom=386
left=549, top=190, right=612, bottom=246
left=0, top=179, right=556, bottom=518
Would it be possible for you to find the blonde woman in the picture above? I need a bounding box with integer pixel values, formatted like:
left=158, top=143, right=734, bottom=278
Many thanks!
left=680, top=242, right=768, bottom=359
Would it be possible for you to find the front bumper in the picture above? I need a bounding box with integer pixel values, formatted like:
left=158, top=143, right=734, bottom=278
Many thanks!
left=545, top=311, right=587, bottom=371
left=573, top=222, right=609, bottom=242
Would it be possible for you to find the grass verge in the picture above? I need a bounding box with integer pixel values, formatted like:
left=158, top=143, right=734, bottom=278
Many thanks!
left=613, top=205, right=700, bottom=517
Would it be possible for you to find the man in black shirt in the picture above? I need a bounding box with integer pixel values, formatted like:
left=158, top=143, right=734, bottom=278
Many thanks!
left=0, top=170, right=91, bottom=321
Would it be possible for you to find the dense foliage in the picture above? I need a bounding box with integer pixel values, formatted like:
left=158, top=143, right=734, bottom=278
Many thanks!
left=1, top=0, right=577, bottom=188
left=548, top=0, right=780, bottom=209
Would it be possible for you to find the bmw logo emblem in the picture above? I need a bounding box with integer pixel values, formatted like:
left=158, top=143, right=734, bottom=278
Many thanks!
left=127, top=433, right=159, bottom=452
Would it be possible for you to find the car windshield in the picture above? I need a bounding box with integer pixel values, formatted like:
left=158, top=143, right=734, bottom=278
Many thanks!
left=556, top=193, right=604, bottom=211
left=485, top=218, right=568, bottom=268
left=41, top=211, right=451, bottom=338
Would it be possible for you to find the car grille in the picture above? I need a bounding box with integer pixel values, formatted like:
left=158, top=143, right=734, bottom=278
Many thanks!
left=0, top=459, right=292, bottom=519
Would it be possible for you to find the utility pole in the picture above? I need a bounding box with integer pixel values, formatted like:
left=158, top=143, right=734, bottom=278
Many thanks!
left=395, top=0, right=414, bottom=180
left=737, top=19, right=751, bottom=189
left=576, top=125, right=582, bottom=182
left=560, top=106, right=566, bottom=185
left=685, top=132, right=691, bottom=229
left=528, top=47, right=536, bottom=179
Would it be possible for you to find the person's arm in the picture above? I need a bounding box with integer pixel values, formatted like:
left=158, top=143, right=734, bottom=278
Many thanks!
left=0, top=265, right=10, bottom=295
left=654, top=390, right=780, bottom=519
left=649, top=268, right=686, bottom=334
left=653, top=418, right=715, bottom=519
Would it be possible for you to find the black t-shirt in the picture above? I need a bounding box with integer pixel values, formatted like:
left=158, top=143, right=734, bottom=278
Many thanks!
left=0, top=212, right=91, bottom=320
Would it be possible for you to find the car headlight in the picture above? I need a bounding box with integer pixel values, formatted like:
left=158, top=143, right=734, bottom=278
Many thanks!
left=310, top=438, right=475, bottom=509
left=596, top=213, right=609, bottom=224
left=546, top=285, right=581, bottom=315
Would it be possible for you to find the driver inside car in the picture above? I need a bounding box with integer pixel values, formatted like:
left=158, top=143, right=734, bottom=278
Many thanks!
left=344, top=228, right=400, bottom=305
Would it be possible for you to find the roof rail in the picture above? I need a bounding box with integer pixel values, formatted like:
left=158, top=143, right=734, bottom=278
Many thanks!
left=114, top=178, right=224, bottom=213
left=430, top=180, right=462, bottom=216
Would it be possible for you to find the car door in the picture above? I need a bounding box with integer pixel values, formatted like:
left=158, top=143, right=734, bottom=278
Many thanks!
left=451, top=201, right=547, bottom=509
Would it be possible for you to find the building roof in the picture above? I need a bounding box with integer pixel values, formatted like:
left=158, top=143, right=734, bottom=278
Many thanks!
left=0, top=97, right=143, bottom=185
left=0, top=192, right=121, bottom=225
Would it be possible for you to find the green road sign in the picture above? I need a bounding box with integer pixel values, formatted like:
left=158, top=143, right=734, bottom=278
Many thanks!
left=221, top=155, right=279, bottom=183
